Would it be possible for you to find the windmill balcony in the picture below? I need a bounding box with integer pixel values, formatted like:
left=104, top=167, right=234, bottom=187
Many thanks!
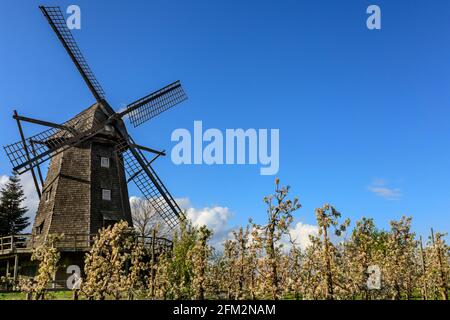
left=0, top=233, right=173, bottom=255
left=0, top=232, right=173, bottom=290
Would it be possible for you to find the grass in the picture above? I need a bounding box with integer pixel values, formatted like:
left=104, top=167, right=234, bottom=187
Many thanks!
left=0, top=292, right=25, bottom=300
left=0, top=290, right=74, bottom=300
left=0, top=291, right=151, bottom=300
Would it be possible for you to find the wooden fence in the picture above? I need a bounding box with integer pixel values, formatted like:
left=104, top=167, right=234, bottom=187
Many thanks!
left=0, top=233, right=173, bottom=255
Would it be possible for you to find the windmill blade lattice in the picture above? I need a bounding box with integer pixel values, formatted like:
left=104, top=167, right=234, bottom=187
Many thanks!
left=3, top=5, right=189, bottom=237
left=4, top=110, right=101, bottom=173
left=40, top=6, right=106, bottom=101
left=115, top=138, right=185, bottom=229
left=124, top=81, right=187, bottom=128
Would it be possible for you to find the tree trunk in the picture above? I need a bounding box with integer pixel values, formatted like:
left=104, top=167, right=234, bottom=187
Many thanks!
left=431, top=229, right=448, bottom=300
left=323, top=225, right=334, bottom=300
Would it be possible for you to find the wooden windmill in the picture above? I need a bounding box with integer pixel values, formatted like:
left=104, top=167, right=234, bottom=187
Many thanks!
left=3, top=6, right=187, bottom=245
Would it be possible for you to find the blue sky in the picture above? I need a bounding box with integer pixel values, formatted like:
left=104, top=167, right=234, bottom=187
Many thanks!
left=0, top=0, right=449, bottom=241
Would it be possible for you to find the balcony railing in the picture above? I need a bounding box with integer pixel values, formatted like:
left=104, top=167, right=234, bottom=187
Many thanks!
left=0, top=235, right=31, bottom=254
left=0, top=233, right=172, bottom=255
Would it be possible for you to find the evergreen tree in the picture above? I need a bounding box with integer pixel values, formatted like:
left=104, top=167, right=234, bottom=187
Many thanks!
left=0, top=172, right=30, bottom=236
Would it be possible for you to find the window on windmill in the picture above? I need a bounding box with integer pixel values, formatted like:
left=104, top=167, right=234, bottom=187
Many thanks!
left=101, top=157, right=110, bottom=168
left=102, top=189, right=111, bottom=201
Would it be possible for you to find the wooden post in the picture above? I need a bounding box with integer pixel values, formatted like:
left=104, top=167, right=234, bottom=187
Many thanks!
left=14, top=110, right=41, bottom=199
left=29, top=140, right=44, bottom=187
left=13, top=254, right=19, bottom=283
left=52, top=272, right=56, bottom=289
left=6, top=260, right=10, bottom=277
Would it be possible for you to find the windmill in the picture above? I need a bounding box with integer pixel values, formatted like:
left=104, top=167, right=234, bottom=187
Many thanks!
left=3, top=6, right=187, bottom=246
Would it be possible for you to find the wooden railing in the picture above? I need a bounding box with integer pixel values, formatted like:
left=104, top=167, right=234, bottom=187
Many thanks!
left=0, top=233, right=173, bottom=292
left=136, top=235, right=173, bottom=255
left=47, top=234, right=96, bottom=251
left=0, top=234, right=31, bottom=254
left=0, top=233, right=172, bottom=254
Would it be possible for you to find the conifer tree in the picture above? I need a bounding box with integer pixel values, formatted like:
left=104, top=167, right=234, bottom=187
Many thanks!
left=0, top=172, right=29, bottom=236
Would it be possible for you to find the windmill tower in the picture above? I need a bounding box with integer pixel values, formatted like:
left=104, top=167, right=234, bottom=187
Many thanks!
left=3, top=6, right=187, bottom=249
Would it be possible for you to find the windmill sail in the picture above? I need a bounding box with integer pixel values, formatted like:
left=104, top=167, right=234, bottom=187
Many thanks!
left=4, top=5, right=187, bottom=237
left=116, top=138, right=185, bottom=229
left=121, top=80, right=187, bottom=128
left=3, top=104, right=109, bottom=174
left=40, top=6, right=106, bottom=102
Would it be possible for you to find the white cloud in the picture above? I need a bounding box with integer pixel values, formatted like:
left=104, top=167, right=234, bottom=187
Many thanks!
left=19, top=172, right=40, bottom=218
left=129, top=196, right=318, bottom=251
left=129, top=196, right=140, bottom=206
left=175, top=197, right=191, bottom=210
left=275, top=221, right=319, bottom=252
left=185, top=203, right=233, bottom=248
left=288, top=222, right=319, bottom=250
left=176, top=197, right=234, bottom=247
left=0, top=175, right=9, bottom=187
left=128, top=196, right=234, bottom=247
left=367, top=178, right=402, bottom=200
left=177, top=198, right=318, bottom=251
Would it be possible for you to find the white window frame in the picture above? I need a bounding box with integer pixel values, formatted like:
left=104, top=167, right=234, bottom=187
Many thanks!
left=102, top=189, right=111, bottom=201
left=101, top=157, right=110, bottom=168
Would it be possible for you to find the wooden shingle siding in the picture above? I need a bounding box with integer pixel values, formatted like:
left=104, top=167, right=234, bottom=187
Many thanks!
left=31, top=103, right=132, bottom=247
